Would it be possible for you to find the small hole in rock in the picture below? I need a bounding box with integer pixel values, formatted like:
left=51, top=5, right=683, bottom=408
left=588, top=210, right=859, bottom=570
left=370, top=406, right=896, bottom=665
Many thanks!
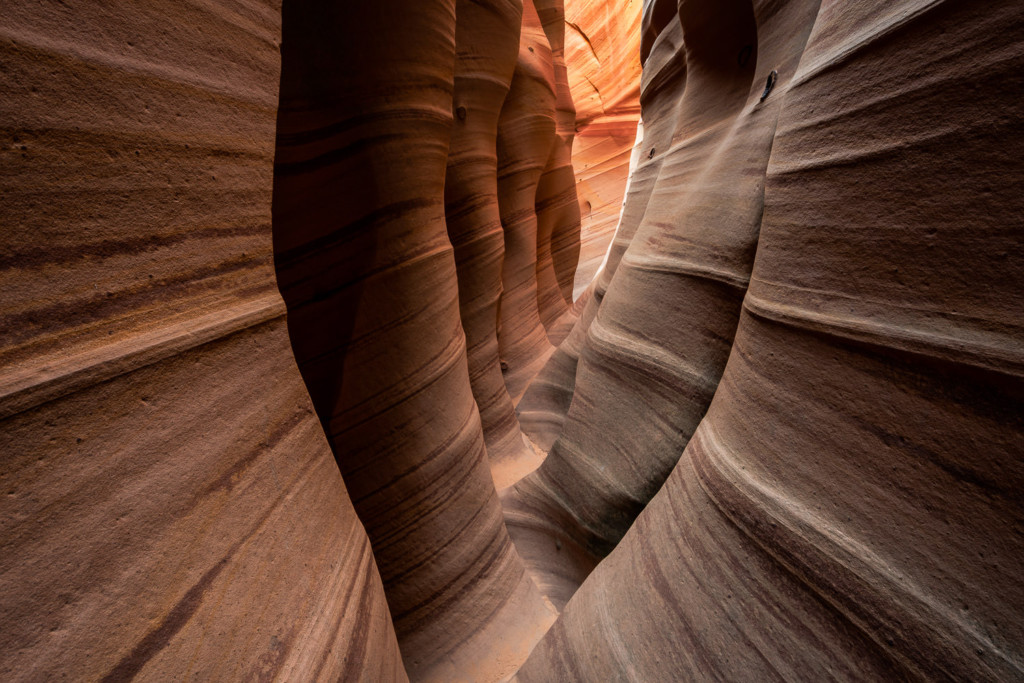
left=760, top=70, right=778, bottom=102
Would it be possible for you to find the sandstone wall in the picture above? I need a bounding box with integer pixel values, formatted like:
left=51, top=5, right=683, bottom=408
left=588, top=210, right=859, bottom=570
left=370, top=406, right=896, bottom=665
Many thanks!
left=445, top=0, right=539, bottom=489
left=272, top=1, right=554, bottom=679
left=563, top=0, right=643, bottom=297
left=3, top=0, right=585, bottom=675
left=3, top=0, right=1022, bottom=680
left=0, top=2, right=405, bottom=680
left=517, top=0, right=1024, bottom=678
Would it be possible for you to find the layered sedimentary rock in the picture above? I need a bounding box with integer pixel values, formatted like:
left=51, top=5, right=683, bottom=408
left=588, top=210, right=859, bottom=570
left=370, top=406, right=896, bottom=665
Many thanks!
left=272, top=1, right=554, bottom=679
left=515, top=0, right=645, bottom=451
left=0, top=1, right=405, bottom=680
left=495, top=0, right=561, bottom=401
left=518, top=0, right=1024, bottom=678
left=5, top=0, right=1024, bottom=680
left=563, top=0, right=643, bottom=296
left=444, top=0, right=538, bottom=489
left=4, top=0, right=579, bottom=678
left=533, top=0, right=581, bottom=337
left=506, top=0, right=825, bottom=607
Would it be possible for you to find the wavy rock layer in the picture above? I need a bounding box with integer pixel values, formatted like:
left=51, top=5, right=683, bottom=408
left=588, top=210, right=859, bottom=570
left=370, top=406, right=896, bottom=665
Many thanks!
left=533, top=0, right=580, bottom=337
left=495, top=0, right=561, bottom=401
left=517, top=0, right=1024, bottom=678
left=514, top=0, right=642, bottom=454
left=0, top=1, right=405, bottom=680
left=5, top=0, right=1023, bottom=680
left=272, top=1, right=555, bottom=679
left=563, top=0, right=642, bottom=297
left=506, top=0, right=825, bottom=607
left=516, top=0, right=670, bottom=456
left=3, top=0, right=582, bottom=679
left=445, top=0, right=538, bottom=490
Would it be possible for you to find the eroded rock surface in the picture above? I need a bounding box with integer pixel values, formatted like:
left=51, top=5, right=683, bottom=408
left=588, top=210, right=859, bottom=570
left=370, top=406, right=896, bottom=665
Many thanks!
left=517, top=0, right=1024, bottom=679
left=272, top=1, right=554, bottom=679
left=0, top=2, right=405, bottom=680
left=495, top=0, right=561, bottom=403
left=506, top=0, right=825, bottom=607
left=564, top=0, right=643, bottom=297
left=3, top=0, right=1023, bottom=681
left=444, top=0, right=538, bottom=490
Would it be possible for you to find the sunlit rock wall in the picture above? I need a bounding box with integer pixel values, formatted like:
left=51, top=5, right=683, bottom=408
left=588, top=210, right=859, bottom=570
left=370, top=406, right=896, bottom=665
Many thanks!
left=564, top=0, right=642, bottom=296
left=3, top=0, right=1022, bottom=681
left=513, top=0, right=643, bottom=457
left=517, top=0, right=1024, bottom=679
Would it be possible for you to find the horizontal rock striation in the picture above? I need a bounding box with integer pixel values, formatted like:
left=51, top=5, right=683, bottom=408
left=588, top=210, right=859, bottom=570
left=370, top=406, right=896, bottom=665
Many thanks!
left=444, top=0, right=538, bottom=490
left=5, top=0, right=1023, bottom=680
left=515, top=0, right=644, bottom=456
left=495, top=0, right=561, bottom=403
left=563, top=0, right=643, bottom=298
left=533, top=0, right=580, bottom=340
left=0, top=1, right=406, bottom=680
left=272, top=1, right=554, bottom=679
left=506, top=0, right=823, bottom=607
left=517, top=0, right=1024, bottom=678
left=4, top=0, right=584, bottom=677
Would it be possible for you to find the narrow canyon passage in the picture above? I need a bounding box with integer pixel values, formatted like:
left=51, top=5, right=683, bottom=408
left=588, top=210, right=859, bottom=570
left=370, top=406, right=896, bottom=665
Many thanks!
left=1, top=0, right=1022, bottom=682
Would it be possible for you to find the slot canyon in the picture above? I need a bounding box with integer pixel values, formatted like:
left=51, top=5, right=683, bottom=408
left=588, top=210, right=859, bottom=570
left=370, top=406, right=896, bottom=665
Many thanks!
left=1, top=0, right=1022, bottom=680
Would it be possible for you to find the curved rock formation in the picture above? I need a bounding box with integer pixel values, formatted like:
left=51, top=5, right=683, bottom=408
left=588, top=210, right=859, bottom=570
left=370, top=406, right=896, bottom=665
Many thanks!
left=533, top=0, right=581, bottom=339
left=506, top=0, right=825, bottom=607
left=444, top=0, right=538, bottom=489
left=0, top=1, right=405, bottom=680
left=4, top=0, right=1023, bottom=680
left=515, top=0, right=645, bottom=452
left=564, top=0, right=643, bottom=297
left=495, top=0, right=560, bottom=401
left=518, top=0, right=1024, bottom=678
left=272, top=1, right=554, bottom=679
left=515, top=0, right=670, bottom=454
left=515, top=20, right=661, bottom=453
